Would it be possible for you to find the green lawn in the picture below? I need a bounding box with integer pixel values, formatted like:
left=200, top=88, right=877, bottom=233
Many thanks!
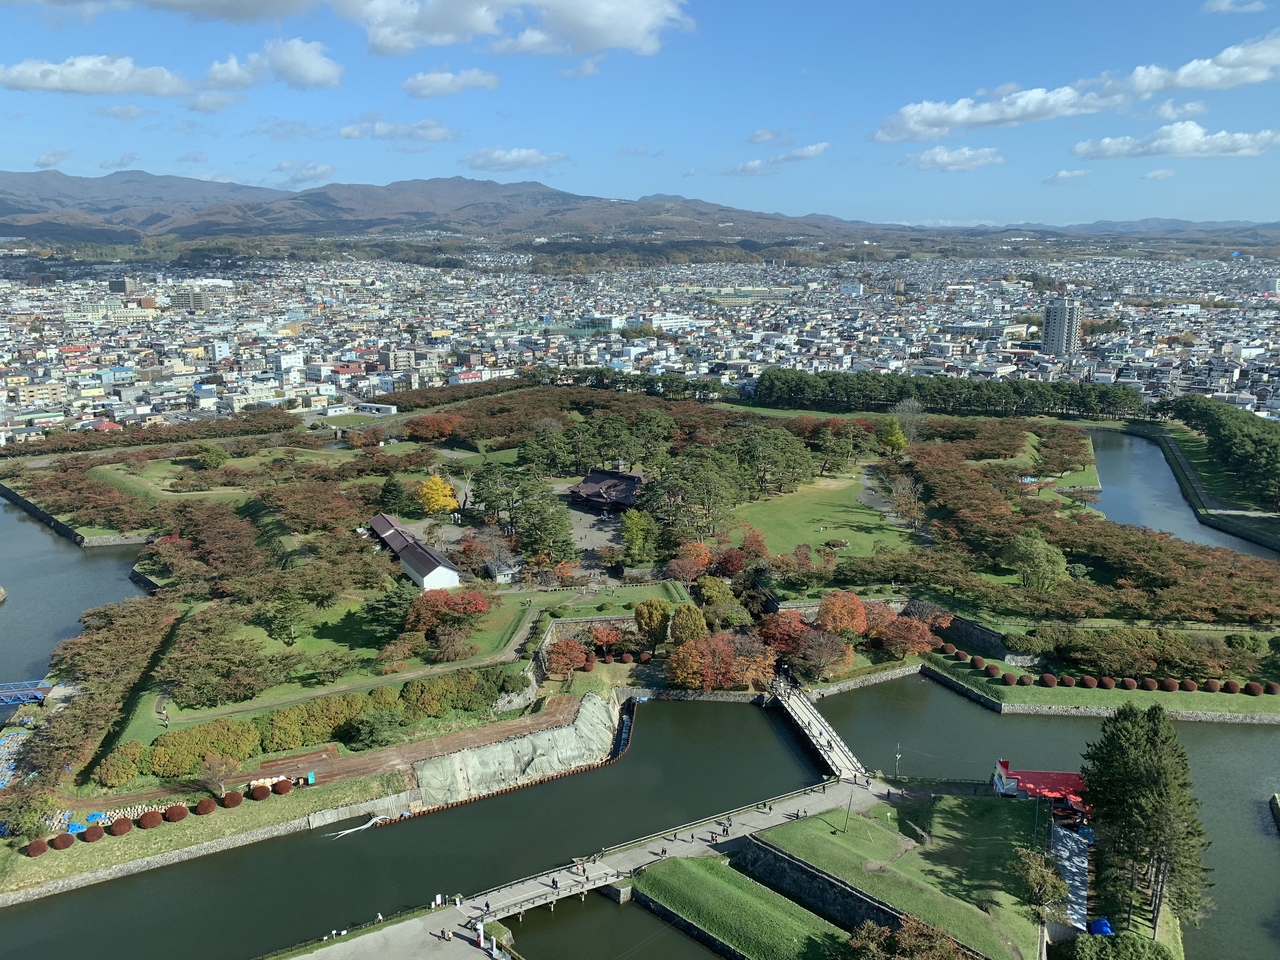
left=633, top=857, right=846, bottom=960
left=1165, top=424, right=1254, bottom=508
left=925, top=653, right=1280, bottom=716
left=761, top=798, right=1041, bottom=960
left=731, top=475, right=907, bottom=557
left=321, top=414, right=376, bottom=427
left=0, top=775, right=397, bottom=895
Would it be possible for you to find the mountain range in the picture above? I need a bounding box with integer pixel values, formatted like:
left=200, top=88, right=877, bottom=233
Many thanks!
left=0, top=170, right=1277, bottom=245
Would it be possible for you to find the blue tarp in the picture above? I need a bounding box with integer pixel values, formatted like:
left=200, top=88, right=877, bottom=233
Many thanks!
left=1088, top=918, right=1114, bottom=936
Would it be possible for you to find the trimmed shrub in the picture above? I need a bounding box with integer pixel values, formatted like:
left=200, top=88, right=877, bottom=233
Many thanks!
left=954, top=651, right=969, bottom=663
left=1140, top=678, right=1159, bottom=692
left=1121, top=678, right=1138, bottom=690
left=1266, top=681, right=1280, bottom=695
left=940, top=643, right=956, bottom=656
left=164, top=805, right=188, bottom=823
left=249, top=785, right=271, bottom=802
left=1160, top=678, right=1179, bottom=693
left=109, top=818, right=132, bottom=837
left=1224, top=680, right=1241, bottom=694
left=1040, top=673, right=1058, bottom=688
left=603, top=655, right=614, bottom=664
left=1017, top=674, right=1033, bottom=686
left=197, top=797, right=219, bottom=815
left=51, top=833, right=74, bottom=851
left=138, top=811, right=163, bottom=830
left=1081, top=676, right=1098, bottom=689
left=26, top=839, right=48, bottom=857
left=985, top=664, right=1001, bottom=678
left=970, top=656, right=986, bottom=670
left=1061, top=675, right=1076, bottom=687
left=1002, top=672, right=1017, bottom=686
left=620, top=653, right=634, bottom=664
left=582, top=659, right=595, bottom=672
left=1204, top=679, right=1221, bottom=693
left=273, top=779, right=293, bottom=795
left=1244, top=681, right=1263, bottom=696
left=1181, top=679, right=1199, bottom=692
left=82, top=825, right=104, bottom=843
left=638, top=652, right=652, bottom=664
left=1099, top=676, right=1116, bottom=690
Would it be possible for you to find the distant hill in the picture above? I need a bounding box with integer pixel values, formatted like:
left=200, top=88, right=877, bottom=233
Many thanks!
left=0, top=169, right=1275, bottom=245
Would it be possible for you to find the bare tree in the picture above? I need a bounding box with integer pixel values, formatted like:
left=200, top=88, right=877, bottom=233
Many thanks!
left=198, top=754, right=242, bottom=798
left=890, top=396, right=926, bottom=443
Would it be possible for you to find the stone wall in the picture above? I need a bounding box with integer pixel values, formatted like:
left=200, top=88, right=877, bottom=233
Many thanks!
left=631, top=888, right=753, bottom=960
left=615, top=686, right=764, bottom=704
left=940, top=616, right=1040, bottom=669
left=734, top=836, right=990, bottom=960
left=808, top=663, right=922, bottom=700
left=0, top=482, right=87, bottom=545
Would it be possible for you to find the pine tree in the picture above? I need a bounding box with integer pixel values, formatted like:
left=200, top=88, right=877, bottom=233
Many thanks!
left=378, top=475, right=415, bottom=516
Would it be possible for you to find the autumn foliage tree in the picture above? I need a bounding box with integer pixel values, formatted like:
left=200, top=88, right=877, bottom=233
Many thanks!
left=665, top=542, right=714, bottom=585
left=816, top=591, right=867, bottom=638
left=666, top=633, right=773, bottom=692
left=758, top=609, right=810, bottom=654
left=418, top=474, right=460, bottom=515
left=669, top=603, right=710, bottom=645
left=546, top=638, right=588, bottom=677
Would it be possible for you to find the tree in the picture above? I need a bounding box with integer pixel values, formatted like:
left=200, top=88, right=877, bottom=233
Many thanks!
left=620, top=509, right=660, bottom=565
left=260, top=590, right=310, bottom=646
left=419, top=474, right=460, bottom=515
left=875, top=418, right=908, bottom=457
left=1008, top=846, right=1070, bottom=924
left=816, top=591, right=868, bottom=638
left=192, top=442, right=230, bottom=470
left=759, top=609, right=810, bottom=654
left=197, top=753, right=242, bottom=798
left=378, top=475, right=417, bottom=516
left=667, top=632, right=739, bottom=691
left=669, top=603, right=709, bottom=645
left=879, top=616, right=936, bottom=659
left=794, top=630, right=853, bottom=681
left=634, top=598, right=672, bottom=651
left=1001, top=530, right=1068, bottom=593
left=889, top=397, right=927, bottom=443
left=360, top=579, right=422, bottom=645
left=546, top=638, right=588, bottom=676
left=511, top=486, right=577, bottom=564
left=666, top=542, right=713, bottom=584
left=345, top=710, right=403, bottom=750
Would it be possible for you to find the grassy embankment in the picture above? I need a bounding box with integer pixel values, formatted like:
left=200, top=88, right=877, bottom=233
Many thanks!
left=731, top=474, right=908, bottom=557
left=924, top=652, right=1280, bottom=717
left=761, top=797, right=1041, bottom=960
left=0, top=774, right=400, bottom=894
left=633, top=856, right=846, bottom=960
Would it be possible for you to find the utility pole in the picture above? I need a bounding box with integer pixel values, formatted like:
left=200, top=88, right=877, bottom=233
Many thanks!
left=895, top=743, right=901, bottom=780
left=843, top=785, right=856, bottom=834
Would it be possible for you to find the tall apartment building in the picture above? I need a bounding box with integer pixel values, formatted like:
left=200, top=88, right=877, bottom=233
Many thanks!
left=378, top=348, right=415, bottom=372
left=170, top=288, right=209, bottom=312
left=1043, top=298, right=1082, bottom=357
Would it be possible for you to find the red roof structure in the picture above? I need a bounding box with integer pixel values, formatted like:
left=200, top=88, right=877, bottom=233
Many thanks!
left=994, top=759, right=1086, bottom=806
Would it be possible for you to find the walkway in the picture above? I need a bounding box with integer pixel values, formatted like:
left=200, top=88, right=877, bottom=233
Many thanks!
left=302, top=777, right=884, bottom=960
left=770, top=678, right=865, bottom=780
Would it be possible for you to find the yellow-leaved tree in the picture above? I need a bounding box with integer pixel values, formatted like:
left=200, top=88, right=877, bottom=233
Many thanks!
left=419, top=475, right=460, bottom=515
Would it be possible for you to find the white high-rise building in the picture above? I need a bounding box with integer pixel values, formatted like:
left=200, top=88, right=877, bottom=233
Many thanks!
left=1043, top=298, right=1082, bottom=358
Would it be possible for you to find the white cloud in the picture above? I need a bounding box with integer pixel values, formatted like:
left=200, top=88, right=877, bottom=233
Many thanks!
left=100, top=152, right=140, bottom=170
left=774, top=142, right=830, bottom=162
left=1043, top=169, right=1091, bottom=184
left=401, top=68, right=498, bottom=97
left=877, top=32, right=1280, bottom=140
left=177, top=151, right=206, bottom=163
left=561, top=55, right=603, bottom=79
left=1074, top=120, right=1280, bottom=158
left=1143, top=168, right=1178, bottom=179
left=877, top=86, right=1122, bottom=141
left=188, top=91, right=243, bottom=113
left=207, top=38, right=342, bottom=91
left=99, top=105, right=152, bottom=120
left=905, top=145, right=1003, bottom=172
left=1147, top=99, right=1208, bottom=120
left=273, top=159, right=334, bottom=185
left=1204, top=0, right=1265, bottom=12
left=461, top=147, right=569, bottom=171
left=335, top=0, right=692, bottom=57
left=0, top=55, right=189, bottom=96
left=33, top=149, right=70, bottom=169
left=748, top=128, right=782, bottom=144
left=247, top=117, right=326, bottom=140
left=339, top=118, right=456, bottom=142
left=726, top=159, right=773, bottom=176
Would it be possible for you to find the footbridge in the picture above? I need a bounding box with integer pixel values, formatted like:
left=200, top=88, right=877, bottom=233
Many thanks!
left=769, top=678, right=865, bottom=781
left=0, top=681, right=49, bottom=707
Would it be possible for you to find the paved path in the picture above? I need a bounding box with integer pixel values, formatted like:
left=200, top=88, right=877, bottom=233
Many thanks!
left=303, top=777, right=885, bottom=960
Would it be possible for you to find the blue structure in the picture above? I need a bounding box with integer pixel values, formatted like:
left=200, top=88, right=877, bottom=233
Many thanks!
left=1088, top=918, right=1114, bottom=936
left=0, top=681, right=48, bottom=706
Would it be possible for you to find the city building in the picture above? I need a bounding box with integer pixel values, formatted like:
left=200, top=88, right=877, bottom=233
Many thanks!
left=1042, top=298, right=1082, bottom=357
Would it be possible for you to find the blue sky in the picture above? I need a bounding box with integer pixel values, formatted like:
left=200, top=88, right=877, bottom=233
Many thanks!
left=2, top=0, right=1279, bottom=225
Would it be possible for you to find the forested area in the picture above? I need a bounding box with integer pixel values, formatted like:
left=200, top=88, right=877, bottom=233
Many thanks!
left=1169, top=394, right=1280, bottom=506
left=752, top=367, right=1148, bottom=418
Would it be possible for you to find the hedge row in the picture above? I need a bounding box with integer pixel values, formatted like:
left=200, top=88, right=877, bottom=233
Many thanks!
left=951, top=654, right=1280, bottom=697
left=96, top=666, right=517, bottom=786
left=26, top=790, right=256, bottom=857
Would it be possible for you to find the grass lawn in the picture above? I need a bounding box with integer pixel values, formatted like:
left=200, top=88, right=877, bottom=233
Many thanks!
left=1165, top=424, right=1254, bottom=509
left=321, top=414, right=376, bottom=427
left=925, top=653, right=1280, bottom=716
left=808, top=653, right=923, bottom=690
left=633, top=856, right=846, bottom=960
left=761, top=798, right=1041, bottom=960
left=731, top=475, right=907, bottom=557
left=0, top=774, right=397, bottom=894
